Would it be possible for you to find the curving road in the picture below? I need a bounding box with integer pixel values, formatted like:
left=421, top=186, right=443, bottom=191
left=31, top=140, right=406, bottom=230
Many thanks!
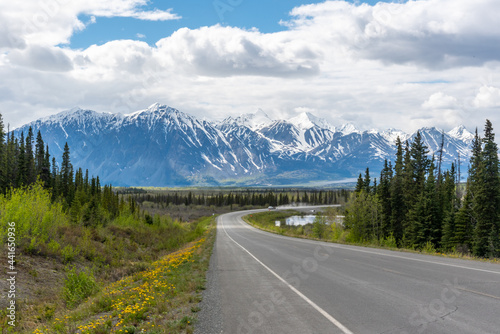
left=195, top=208, right=500, bottom=334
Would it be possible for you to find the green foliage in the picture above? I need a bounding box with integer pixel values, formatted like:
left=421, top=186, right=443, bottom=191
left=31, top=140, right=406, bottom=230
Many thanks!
left=472, top=120, right=500, bottom=257
left=63, top=266, right=99, bottom=308
left=62, top=245, right=78, bottom=263
left=312, top=215, right=327, bottom=239
left=344, top=191, right=381, bottom=243
left=421, top=241, right=436, bottom=254
left=0, top=181, right=67, bottom=245
left=343, top=121, right=500, bottom=258
left=380, top=233, right=398, bottom=248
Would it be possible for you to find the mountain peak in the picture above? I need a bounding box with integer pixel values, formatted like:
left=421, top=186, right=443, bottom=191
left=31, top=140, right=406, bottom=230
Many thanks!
left=288, top=112, right=333, bottom=130
left=40, top=107, right=105, bottom=123
left=225, top=109, right=273, bottom=130
left=126, top=103, right=178, bottom=118
left=339, top=123, right=359, bottom=135
left=381, top=128, right=410, bottom=143
left=15, top=103, right=473, bottom=186
left=448, top=125, right=474, bottom=143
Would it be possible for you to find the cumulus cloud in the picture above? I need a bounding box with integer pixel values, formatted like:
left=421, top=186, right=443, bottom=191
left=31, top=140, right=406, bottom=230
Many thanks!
left=287, top=0, right=500, bottom=68
left=155, top=26, right=320, bottom=78
left=7, top=45, right=74, bottom=72
left=422, top=92, right=459, bottom=110
left=0, top=0, right=180, bottom=48
left=2, top=0, right=500, bottom=133
left=474, top=86, right=500, bottom=108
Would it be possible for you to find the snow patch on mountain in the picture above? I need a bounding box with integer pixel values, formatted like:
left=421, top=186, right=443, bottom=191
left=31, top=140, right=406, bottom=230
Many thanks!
left=222, top=108, right=273, bottom=131
left=289, top=112, right=334, bottom=131
left=381, top=128, right=410, bottom=144
left=15, top=103, right=474, bottom=187
left=339, top=123, right=360, bottom=135
left=448, top=125, right=474, bottom=143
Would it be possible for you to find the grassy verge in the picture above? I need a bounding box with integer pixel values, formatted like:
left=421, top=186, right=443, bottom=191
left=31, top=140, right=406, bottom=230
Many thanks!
left=244, top=211, right=500, bottom=264
left=26, top=216, right=215, bottom=334
left=0, top=184, right=219, bottom=333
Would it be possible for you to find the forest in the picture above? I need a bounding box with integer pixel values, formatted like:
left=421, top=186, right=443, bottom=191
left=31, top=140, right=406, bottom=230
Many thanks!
left=344, top=119, right=500, bottom=258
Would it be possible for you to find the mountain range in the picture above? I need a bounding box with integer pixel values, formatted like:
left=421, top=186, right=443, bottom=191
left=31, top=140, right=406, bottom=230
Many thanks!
left=15, top=103, right=474, bottom=187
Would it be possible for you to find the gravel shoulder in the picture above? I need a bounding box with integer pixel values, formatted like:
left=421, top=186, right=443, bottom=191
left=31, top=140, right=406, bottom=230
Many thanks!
left=194, top=232, right=223, bottom=334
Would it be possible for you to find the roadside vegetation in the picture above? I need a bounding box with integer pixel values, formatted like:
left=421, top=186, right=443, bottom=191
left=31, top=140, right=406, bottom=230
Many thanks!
left=127, top=188, right=350, bottom=222
left=0, top=114, right=218, bottom=333
left=0, top=179, right=215, bottom=333
left=246, top=120, right=500, bottom=262
left=244, top=207, right=349, bottom=242
left=344, top=120, right=500, bottom=259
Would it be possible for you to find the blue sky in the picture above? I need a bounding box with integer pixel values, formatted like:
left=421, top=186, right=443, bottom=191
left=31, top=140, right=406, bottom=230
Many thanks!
left=1, top=0, right=500, bottom=132
left=70, top=1, right=396, bottom=48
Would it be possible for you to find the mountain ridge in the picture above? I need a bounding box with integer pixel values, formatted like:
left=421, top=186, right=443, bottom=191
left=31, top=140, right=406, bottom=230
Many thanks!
left=14, top=104, right=473, bottom=187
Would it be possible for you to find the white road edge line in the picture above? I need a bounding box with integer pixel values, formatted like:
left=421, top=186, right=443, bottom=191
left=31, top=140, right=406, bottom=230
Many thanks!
left=237, top=212, right=500, bottom=276
left=220, top=216, right=355, bottom=334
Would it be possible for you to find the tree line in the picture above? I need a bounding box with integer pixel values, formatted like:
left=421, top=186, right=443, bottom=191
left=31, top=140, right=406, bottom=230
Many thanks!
left=0, top=114, right=120, bottom=226
left=131, top=189, right=351, bottom=209
left=345, top=120, right=499, bottom=258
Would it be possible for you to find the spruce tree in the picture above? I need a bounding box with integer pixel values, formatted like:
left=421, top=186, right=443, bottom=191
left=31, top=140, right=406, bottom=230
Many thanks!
left=391, top=137, right=405, bottom=244
left=35, top=131, right=45, bottom=175
left=363, top=167, right=371, bottom=193
left=425, top=160, right=441, bottom=246
left=25, top=127, right=36, bottom=184
left=60, top=142, right=73, bottom=204
left=355, top=173, right=364, bottom=193
left=473, top=120, right=500, bottom=257
left=378, top=160, right=393, bottom=238
left=453, top=181, right=474, bottom=253
left=17, top=132, right=26, bottom=186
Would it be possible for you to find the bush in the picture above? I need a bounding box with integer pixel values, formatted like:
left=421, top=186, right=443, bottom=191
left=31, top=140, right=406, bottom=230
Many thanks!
left=63, top=266, right=99, bottom=308
left=422, top=241, right=436, bottom=254
left=0, top=182, right=67, bottom=246
left=381, top=233, right=398, bottom=248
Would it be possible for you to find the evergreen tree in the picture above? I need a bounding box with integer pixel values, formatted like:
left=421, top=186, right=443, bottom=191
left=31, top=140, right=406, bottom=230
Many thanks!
left=473, top=120, right=500, bottom=257
left=25, top=127, right=36, bottom=184
left=355, top=173, right=363, bottom=193
left=378, top=160, right=393, bottom=238
left=450, top=181, right=474, bottom=253
left=17, top=132, right=26, bottom=186
left=363, top=167, right=371, bottom=193
left=426, top=160, right=441, bottom=246
left=35, top=131, right=45, bottom=175
left=391, top=137, right=406, bottom=244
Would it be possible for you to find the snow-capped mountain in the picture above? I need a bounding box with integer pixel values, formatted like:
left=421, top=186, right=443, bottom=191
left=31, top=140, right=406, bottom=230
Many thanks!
left=221, top=108, right=273, bottom=131
left=14, top=104, right=474, bottom=186
left=288, top=112, right=334, bottom=131
left=447, top=125, right=475, bottom=144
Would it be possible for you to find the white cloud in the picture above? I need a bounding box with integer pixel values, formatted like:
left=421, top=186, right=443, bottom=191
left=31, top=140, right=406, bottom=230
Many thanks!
left=154, top=25, right=320, bottom=78
left=474, top=86, right=500, bottom=108
left=287, top=0, right=500, bottom=68
left=422, top=92, right=459, bottom=110
left=2, top=0, right=500, bottom=134
left=0, top=0, right=180, bottom=48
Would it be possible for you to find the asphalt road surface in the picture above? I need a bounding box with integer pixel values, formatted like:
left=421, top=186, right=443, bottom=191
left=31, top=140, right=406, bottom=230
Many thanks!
left=195, top=208, right=500, bottom=334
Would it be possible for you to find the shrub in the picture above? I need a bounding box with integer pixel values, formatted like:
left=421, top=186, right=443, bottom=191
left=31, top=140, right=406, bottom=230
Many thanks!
left=63, top=266, right=99, bottom=308
left=381, top=233, right=398, bottom=248
left=62, top=245, right=78, bottom=263
left=422, top=241, right=436, bottom=254
left=0, top=181, right=67, bottom=246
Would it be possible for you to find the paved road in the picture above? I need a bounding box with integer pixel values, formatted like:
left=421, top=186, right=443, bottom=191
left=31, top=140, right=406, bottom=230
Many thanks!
left=196, top=208, right=500, bottom=334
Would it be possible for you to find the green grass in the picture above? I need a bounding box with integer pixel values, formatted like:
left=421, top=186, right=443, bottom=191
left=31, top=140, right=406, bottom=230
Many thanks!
left=28, top=217, right=216, bottom=334
left=0, top=184, right=217, bottom=333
